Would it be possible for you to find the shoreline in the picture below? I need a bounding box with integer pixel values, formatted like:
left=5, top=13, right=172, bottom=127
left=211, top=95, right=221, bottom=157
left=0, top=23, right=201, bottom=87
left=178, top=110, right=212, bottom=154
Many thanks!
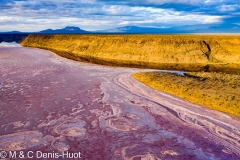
left=21, top=34, right=240, bottom=74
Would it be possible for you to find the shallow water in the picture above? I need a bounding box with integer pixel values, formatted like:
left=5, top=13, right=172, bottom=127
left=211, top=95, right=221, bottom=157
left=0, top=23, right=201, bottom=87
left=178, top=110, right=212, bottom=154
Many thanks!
left=0, top=42, right=21, bottom=47
left=0, top=47, right=239, bottom=159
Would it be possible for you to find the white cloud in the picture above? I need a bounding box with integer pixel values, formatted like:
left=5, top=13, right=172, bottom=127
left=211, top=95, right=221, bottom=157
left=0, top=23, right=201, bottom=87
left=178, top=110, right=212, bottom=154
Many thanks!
left=0, top=16, right=13, bottom=22
left=218, top=4, right=238, bottom=12
left=0, top=1, right=226, bottom=31
left=201, top=17, right=223, bottom=24
left=145, top=0, right=203, bottom=5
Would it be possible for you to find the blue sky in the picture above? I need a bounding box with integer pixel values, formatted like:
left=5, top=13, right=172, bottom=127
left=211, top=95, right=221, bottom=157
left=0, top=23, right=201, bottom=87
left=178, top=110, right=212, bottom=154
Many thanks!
left=0, top=0, right=239, bottom=32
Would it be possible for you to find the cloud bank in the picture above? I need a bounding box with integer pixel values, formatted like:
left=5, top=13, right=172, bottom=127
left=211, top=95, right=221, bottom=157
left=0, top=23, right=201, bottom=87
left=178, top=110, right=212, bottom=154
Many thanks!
left=0, top=0, right=239, bottom=31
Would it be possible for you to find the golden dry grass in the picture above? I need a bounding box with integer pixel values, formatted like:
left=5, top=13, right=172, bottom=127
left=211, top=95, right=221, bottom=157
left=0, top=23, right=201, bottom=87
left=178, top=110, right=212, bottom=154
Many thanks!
left=21, top=34, right=240, bottom=73
left=132, top=72, right=240, bottom=117
left=20, top=34, right=240, bottom=116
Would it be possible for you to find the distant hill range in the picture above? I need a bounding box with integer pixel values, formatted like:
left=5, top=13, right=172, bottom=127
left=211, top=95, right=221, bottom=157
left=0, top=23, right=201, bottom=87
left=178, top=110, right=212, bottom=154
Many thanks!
left=40, top=26, right=89, bottom=34
left=97, top=24, right=240, bottom=33
left=1, top=24, right=240, bottom=35
left=0, top=34, right=29, bottom=43
left=0, top=26, right=89, bottom=35
left=1, top=24, right=240, bottom=43
left=0, top=26, right=89, bottom=42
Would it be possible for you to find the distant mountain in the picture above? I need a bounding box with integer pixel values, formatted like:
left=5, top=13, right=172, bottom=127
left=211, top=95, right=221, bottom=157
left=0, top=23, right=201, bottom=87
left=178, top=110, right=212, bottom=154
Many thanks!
left=97, top=24, right=240, bottom=34
left=97, top=26, right=174, bottom=33
left=0, top=26, right=90, bottom=43
left=206, top=24, right=240, bottom=33
left=97, top=25, right=202, bottom=33
left=40, top=26, right=89, bottom=34
left=0, top=31, right=30, bottom=34
left=0, top=33, right=29, bottom=43
left=1, top=24, right=240, bottom=37
left=8, top=31, right=22, bottom=33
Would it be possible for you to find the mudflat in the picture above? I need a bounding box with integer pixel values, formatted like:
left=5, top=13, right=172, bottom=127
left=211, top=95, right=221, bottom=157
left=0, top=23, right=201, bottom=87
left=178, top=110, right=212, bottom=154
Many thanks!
left=0, top=47, right=240, bottom=159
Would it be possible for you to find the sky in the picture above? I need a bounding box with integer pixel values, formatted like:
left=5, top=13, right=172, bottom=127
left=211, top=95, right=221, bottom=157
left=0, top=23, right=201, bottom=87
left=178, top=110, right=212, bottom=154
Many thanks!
left=0, top=0, right=239, bottom=32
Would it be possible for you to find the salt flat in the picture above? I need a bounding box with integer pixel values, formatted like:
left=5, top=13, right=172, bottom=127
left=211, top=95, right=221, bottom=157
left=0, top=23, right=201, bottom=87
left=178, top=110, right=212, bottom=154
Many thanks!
left=0, top=47, right=239, bottom=159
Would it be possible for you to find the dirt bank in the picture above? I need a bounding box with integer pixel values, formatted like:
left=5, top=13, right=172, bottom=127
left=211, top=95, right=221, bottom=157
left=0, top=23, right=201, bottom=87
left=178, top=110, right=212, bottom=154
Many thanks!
left=21, top=34, right=240, bottom=73
left=133, top=71, right=240, bottom=117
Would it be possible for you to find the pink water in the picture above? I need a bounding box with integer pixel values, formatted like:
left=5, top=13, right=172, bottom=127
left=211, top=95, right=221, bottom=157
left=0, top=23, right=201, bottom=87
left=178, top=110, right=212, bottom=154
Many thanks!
left=0, top=47, right=239, bottom=159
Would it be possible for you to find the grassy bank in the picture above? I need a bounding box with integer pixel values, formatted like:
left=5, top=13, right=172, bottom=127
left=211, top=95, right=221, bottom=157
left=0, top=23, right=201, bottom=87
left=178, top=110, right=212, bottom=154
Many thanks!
left=21, top=34, right=240, bottom=73
left=132, top=72, right=240, bottom=117
left=20, top=34, right=240, bottom=116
